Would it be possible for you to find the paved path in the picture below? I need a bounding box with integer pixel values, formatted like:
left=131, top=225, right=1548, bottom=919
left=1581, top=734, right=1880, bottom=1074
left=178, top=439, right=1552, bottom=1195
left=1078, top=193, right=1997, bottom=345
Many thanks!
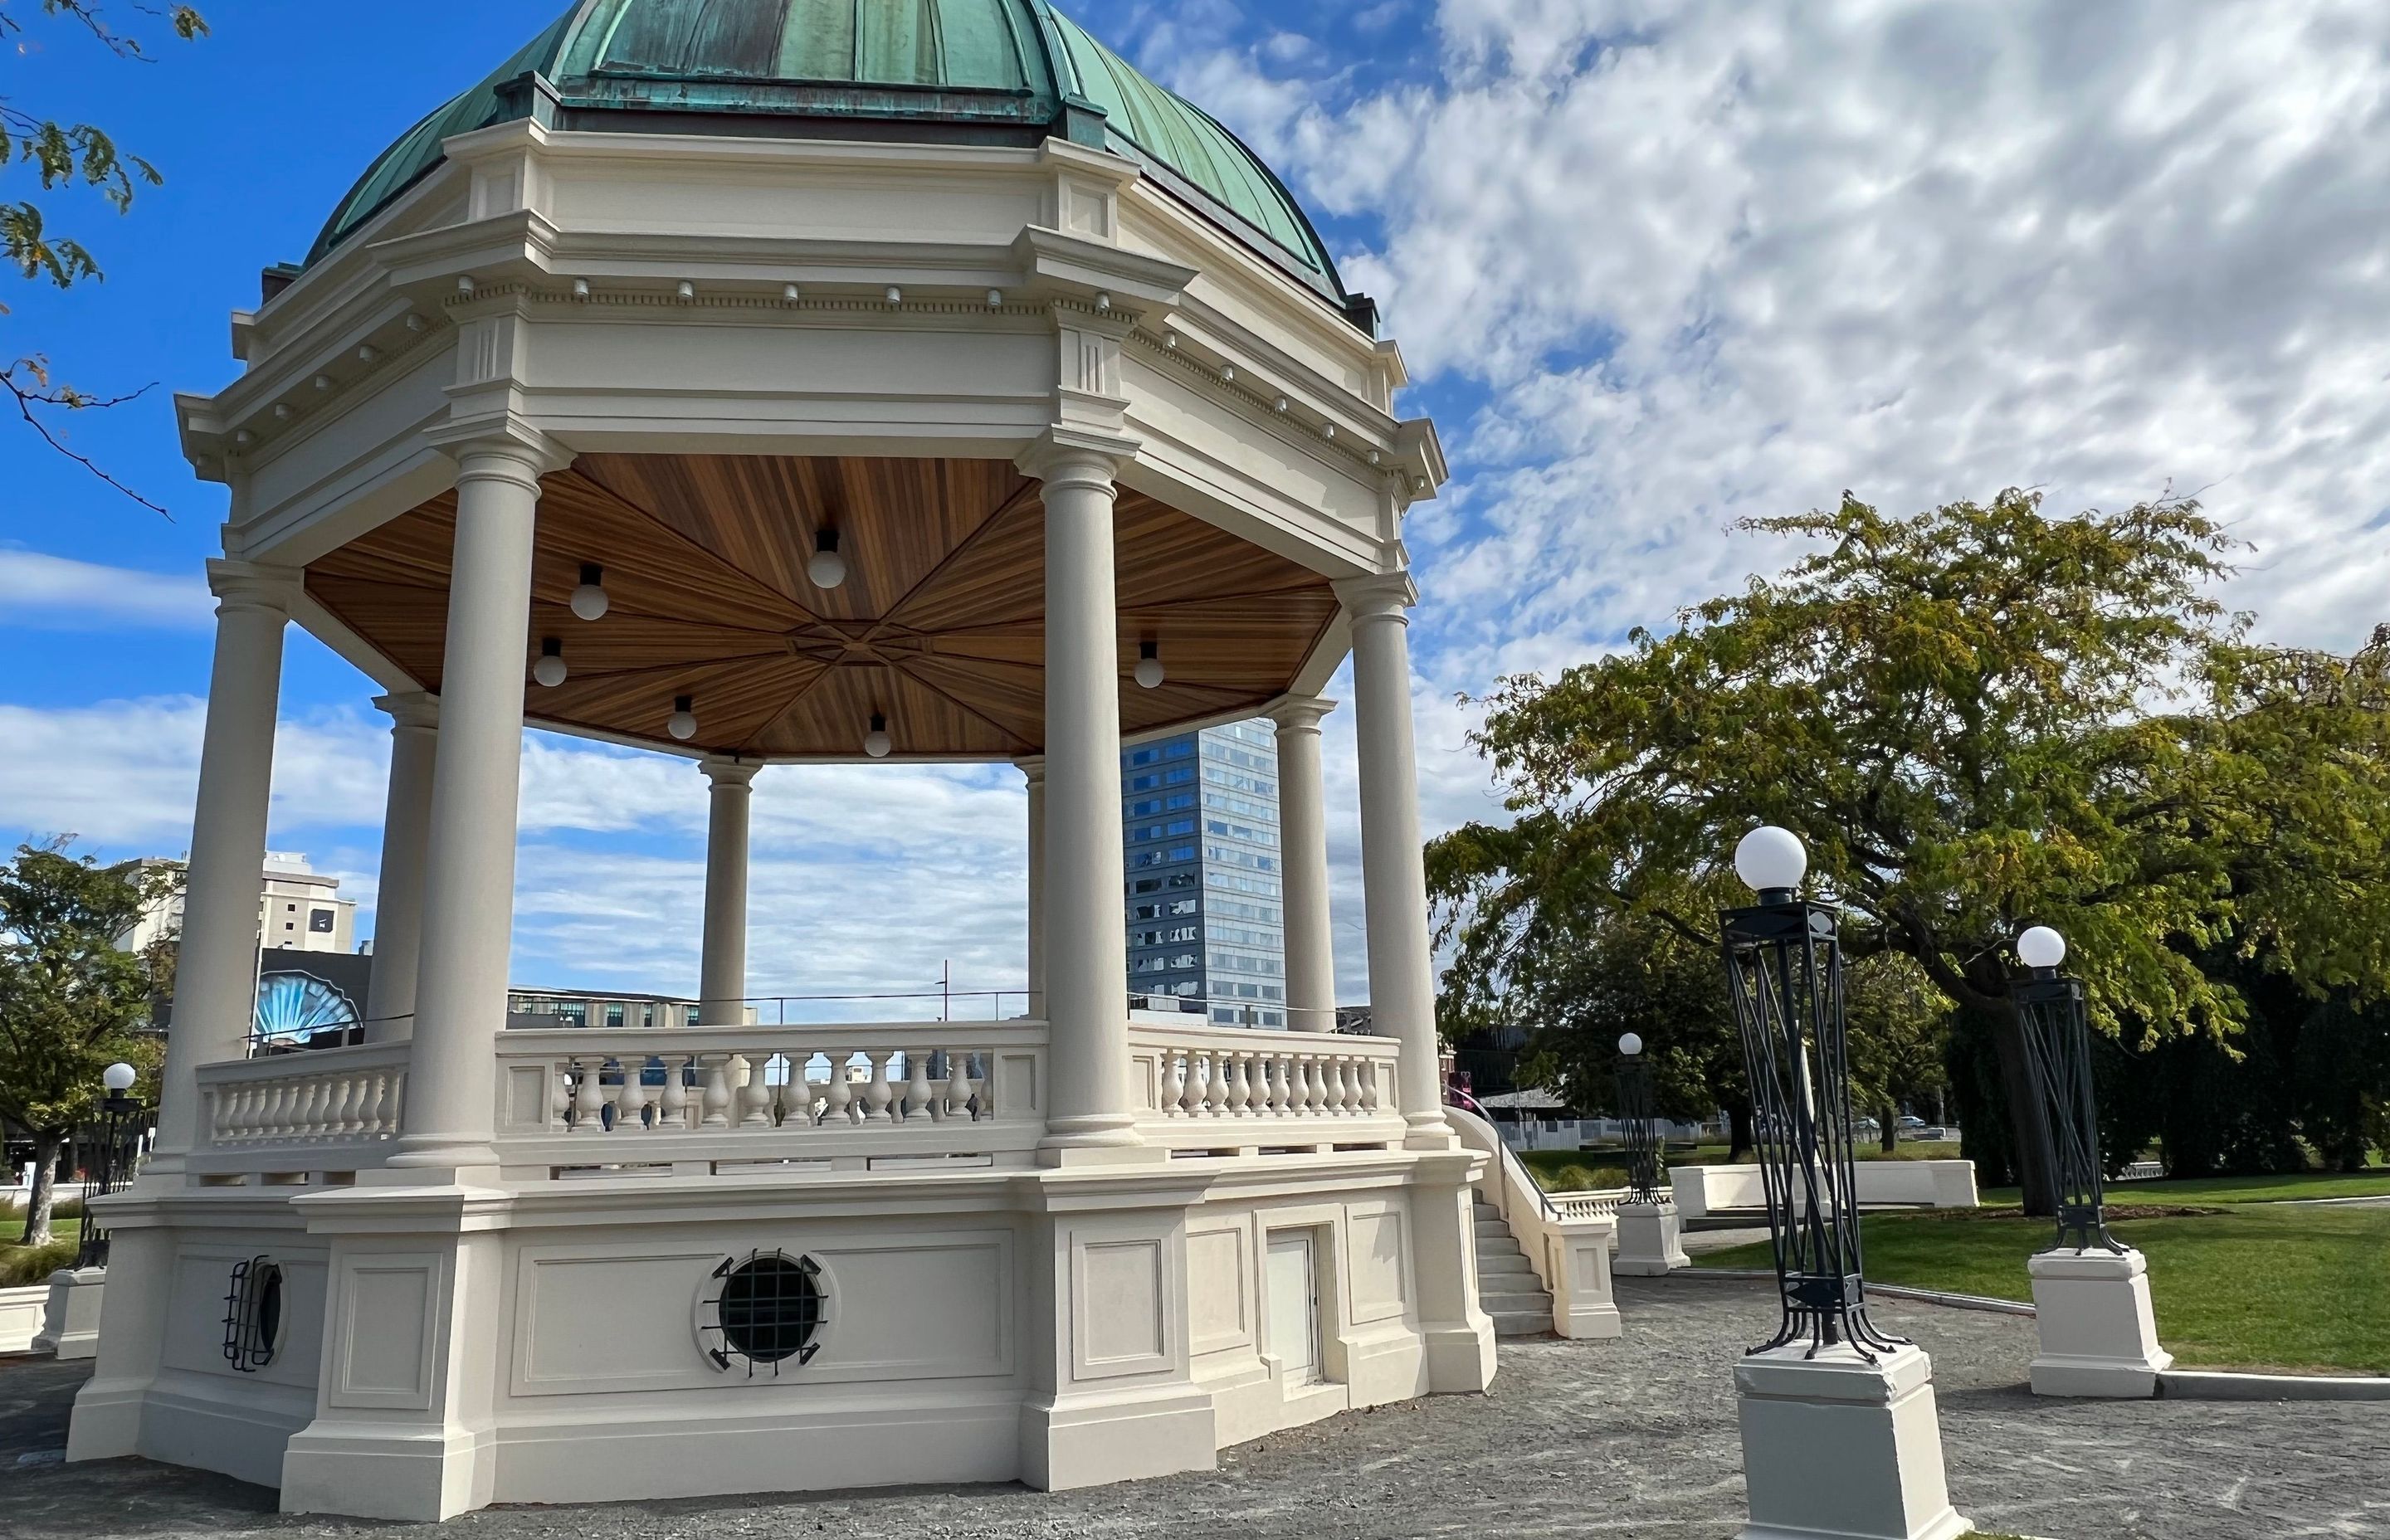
left=5, top=1278, right=2383, bottom=1539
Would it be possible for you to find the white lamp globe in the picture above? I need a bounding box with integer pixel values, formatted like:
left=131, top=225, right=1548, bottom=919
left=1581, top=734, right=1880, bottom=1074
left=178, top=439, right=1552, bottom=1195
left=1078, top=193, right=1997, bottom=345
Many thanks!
left=864, top=713, right=893, bottom=758
left=807, top=529, right=846, bottom=590
left=103, top=1062, right=137, bottom=1092
left=1134, top=655, right=1165, bottom=690
left=1734, top=825, right=1807, bottom=894
left=2017, top=925, right=2067, bottom=969
left=569, top=564, right=609, bottom=622
left=666, top=698, right=698, bottom=742
left=532, top=640, right=568, bottom=688
left=1617, top=1032, right=1643, bottom=1057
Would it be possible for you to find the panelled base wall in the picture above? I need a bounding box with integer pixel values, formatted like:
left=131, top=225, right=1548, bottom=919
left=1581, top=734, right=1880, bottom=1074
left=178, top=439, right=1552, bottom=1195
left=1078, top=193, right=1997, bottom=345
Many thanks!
left=69, top=1149, right=1495, bottom=1519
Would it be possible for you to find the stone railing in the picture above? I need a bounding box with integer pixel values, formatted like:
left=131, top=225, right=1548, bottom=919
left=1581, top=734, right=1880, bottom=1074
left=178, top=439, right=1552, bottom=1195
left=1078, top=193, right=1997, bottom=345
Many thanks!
left=491, top=1022, right=1051, bottom=1173
left=197, top=1040, right=408, bottom=1153
left=1548, top=1188, right=1629, bottom=1221
left=1126, top=1024, right=1404, bottom=1150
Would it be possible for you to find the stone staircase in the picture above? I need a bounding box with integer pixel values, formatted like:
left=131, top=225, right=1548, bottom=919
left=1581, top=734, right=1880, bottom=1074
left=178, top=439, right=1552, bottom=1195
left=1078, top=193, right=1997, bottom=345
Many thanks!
left=1472, top=1194, right=1553, bottom=1337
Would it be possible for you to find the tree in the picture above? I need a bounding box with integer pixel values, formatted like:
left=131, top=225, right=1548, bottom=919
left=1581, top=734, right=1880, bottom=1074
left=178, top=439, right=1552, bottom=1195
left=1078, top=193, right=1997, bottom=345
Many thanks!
left=3, top=0, right=207, bottom=512
left=0, top=839, right=168, bottom=1245
left=1431, top=490, right=2390, bottom=1213
left=1844, top=953, right=1949, bottom=1154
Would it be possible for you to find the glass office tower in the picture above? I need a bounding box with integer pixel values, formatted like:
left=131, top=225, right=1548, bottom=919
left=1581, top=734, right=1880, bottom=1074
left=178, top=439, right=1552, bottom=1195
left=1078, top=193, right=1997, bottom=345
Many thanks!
left=1121, top=720, right=1288, bottom=1026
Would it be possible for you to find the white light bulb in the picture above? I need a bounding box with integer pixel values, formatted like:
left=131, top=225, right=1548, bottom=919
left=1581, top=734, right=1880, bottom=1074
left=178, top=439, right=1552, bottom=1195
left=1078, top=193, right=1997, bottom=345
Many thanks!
left=667, top=707, right=699, bottom=742
left=807, top=548, right=847, bottom=590
left=783, top=282, right=802, bottom=304
left=2017, top=926, right=2067, bottom=969
left=1095, top=291, right=1112, bottom=312
left=570, top=565, right=608, bottom=622
left=986, top=288, right=1004, bottom=307
left=1220, top=364, right=1236, bottom=383
left=1734, top=826, right=1807, bottom=894
left=456, top=275, right=476, bottom=297
left=405, top=314, right=427, bottom=333
left=572, top=278, right=591, bottom=300
left=103, top=1061, right=136, bottom=1092
left=1135, top=655, right=1166, bottom=690
left=1617, top=1033, right=1642, bottom=1058
left=533, top=653, right=568, bottom=688
left=865, top=728, right=892, bottom=758
left=676, top=280, right=695, bottom=300
left=358, top=344, right=378, bottom=363
left=885, top=285, right=903, bottom=305
left=313, top=374, right=332, bottom=392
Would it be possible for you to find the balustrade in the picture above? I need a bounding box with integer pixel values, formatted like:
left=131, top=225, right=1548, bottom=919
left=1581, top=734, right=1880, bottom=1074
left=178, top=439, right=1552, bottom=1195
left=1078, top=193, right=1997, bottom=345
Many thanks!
left=196, top=1042, right=409, bottom=1149
left=1129, top=1025, right=1402, bottom=1146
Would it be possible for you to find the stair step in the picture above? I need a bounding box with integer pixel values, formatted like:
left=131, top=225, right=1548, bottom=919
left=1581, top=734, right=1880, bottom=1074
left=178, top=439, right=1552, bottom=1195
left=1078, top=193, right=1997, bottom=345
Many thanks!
left=1476, top=1239, right=1524, bottom=1260
left=1477, top=1252, right=1534, bottom=1275
left=1472, top=1220, right=1513, bottom=1236
left=1480, top=1290, right=1553, bottom=1313
left=1487, top=1309, right=1553, bottom=1338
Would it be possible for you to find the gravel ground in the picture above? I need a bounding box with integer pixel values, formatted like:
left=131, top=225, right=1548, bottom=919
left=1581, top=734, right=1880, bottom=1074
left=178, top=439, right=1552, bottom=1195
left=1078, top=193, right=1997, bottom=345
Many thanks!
left=5, top=1276, right=2383, bottom=1539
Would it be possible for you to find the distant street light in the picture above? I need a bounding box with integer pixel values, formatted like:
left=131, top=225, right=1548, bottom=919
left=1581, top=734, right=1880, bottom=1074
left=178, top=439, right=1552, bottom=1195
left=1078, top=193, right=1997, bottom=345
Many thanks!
left=1614, top=1032, right=1663, bottom=1204
left=2009, top=925, right=2121, bottom=1252
left=75, top=1063, right=144, bottom=1270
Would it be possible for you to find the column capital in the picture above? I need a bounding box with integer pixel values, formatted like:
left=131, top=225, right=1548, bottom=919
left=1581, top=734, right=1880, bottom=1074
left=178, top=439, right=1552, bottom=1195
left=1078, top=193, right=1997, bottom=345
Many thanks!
left=700, top=755, right=761, bottom=790
left=1016, top=427, right=1139, bottom=490
left=424, top=417, right=573, bottom=485
left=1266, top=695, right=1339, bottom=733
left=372, top=690, right=441, bottom=733
left=1333, top=570, right=1419, bottom=620
left=1015, top=754, right=1047, bottom=787
left=205, top=558, right=302, bottom=616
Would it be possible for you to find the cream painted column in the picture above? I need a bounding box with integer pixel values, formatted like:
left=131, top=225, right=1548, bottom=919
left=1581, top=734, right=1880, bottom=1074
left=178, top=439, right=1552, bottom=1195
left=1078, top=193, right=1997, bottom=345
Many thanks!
left=699, top=756, right=758, bottom=1022
left=1269, top=697, right=1338, bottom=1032
left=1021, top=757, right=1046, bottom=1019
left=391, top=435, right=553, bottom=1172
left=1336, top=573, right=1451, bottom=1148
left=363, top=691, right=438, bottom=1043
left=150, top=560, right=299, bottom=1170
left=1024, top=441, right=1141, bottom=1157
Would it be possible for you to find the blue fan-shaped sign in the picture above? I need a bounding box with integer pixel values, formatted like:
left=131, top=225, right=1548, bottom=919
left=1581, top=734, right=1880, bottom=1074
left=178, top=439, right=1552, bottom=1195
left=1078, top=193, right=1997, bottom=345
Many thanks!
left=254, top=972, right=360, bottom=1041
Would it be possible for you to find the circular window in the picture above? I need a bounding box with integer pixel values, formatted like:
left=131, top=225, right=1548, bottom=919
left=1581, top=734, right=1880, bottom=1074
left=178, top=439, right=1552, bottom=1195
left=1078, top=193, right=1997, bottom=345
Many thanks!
left=697, top=1250, right=827, bottom=1376
left=222, top=1256, right=284, bottom=1372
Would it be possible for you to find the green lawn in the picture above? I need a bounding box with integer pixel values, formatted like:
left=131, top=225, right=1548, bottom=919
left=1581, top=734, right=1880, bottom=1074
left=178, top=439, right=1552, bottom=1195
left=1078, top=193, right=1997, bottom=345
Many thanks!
left=1521, top=1140, right=1967, bottom=1192
left=1696, top=1206, right=2390, bottom=1375
left=1981, top=1170, right=2390, bottom=1207
left=1, top=1219, right=83, bottom=1287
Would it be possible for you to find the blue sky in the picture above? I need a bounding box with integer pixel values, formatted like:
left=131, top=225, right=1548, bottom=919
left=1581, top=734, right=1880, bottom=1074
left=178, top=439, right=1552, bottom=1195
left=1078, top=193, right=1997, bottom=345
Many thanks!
left=7, top=0, right=2388, bottom=1011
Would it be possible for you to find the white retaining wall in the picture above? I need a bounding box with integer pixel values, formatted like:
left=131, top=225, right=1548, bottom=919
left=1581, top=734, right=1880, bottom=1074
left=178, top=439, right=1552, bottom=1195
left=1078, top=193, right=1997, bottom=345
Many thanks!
left=1671, top=1160, right=1978, bottom=1218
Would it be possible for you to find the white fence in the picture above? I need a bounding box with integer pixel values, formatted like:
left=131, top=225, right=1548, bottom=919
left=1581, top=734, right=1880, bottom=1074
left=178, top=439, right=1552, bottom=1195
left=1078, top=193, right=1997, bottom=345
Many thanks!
left=1493, top=1117, right=1710, bottom=1152
left=1671, top=1160, right=1979, bottom=1217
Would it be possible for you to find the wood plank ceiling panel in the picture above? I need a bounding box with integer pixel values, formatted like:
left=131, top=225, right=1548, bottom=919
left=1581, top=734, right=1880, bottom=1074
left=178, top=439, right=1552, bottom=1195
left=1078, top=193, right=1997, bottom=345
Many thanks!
left=304, top=452, right=1339, bottom=758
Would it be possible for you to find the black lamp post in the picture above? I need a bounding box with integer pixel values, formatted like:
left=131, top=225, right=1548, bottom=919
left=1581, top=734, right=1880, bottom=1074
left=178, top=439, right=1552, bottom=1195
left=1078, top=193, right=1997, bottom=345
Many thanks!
left=2009, top=925, right=2121, bottom=1254
left=1615, top=1033, right=1663, bottom=1204
left=1718, top=826, right=1904, bottom=1358
left=75, top=1062, right=144, bottom=1271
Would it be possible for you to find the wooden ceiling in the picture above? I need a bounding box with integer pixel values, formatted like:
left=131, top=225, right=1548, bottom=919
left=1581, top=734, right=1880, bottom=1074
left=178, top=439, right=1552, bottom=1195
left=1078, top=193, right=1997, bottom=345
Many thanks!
left=305, top=453, right=1339, bottom=758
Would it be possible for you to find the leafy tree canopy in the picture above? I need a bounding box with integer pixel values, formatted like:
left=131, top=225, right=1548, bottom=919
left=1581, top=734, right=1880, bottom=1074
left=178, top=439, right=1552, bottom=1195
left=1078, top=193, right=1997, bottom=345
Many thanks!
left=1431, top=489, right=2390, bottom=1205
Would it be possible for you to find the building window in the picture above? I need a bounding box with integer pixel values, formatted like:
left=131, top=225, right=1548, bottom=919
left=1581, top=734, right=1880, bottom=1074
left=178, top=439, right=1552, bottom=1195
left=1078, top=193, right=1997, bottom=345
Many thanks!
left=309, top=908, right=336, bottom=933
left=606, top=1003, right=626, bottom=1027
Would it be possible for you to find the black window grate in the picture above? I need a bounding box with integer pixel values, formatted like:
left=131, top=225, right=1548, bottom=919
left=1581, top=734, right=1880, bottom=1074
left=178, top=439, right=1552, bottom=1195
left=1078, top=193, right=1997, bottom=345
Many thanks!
left=700, top=1250, right=827, bottom=1377
left=222, top=1256, right=283, bottom=1372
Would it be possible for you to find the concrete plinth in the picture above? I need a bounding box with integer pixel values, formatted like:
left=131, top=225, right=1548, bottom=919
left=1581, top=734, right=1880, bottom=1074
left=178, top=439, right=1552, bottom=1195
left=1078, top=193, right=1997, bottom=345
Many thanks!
left=1734, top=1341, right=1969, bottom=1540
left=1612, top=1201, right=1689, bottom=1275
left=2027, top=1246, right=2172, bottom=1398
left=33, top=1266, right=105, bottom=1359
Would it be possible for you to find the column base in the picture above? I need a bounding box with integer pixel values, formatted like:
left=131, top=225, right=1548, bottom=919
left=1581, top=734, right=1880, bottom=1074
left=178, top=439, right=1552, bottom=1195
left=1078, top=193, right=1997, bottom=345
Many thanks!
left=33, top=1266, right=106, bottom=1359
left=1017, top=1385, right=1217, bottom=1491
left=2028, top=1246, right=2172, bottom=1398
left=1612, top=1201, right=1690, bottom=1275
left=282, top=1418, right=497, bottom=1522
left=1734, top=1343, right=1969, bottom=1540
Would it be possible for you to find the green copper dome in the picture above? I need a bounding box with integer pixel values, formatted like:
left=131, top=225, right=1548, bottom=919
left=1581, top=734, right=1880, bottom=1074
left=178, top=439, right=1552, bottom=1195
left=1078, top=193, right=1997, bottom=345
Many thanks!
left=310, top=0, right=1361, bottom=322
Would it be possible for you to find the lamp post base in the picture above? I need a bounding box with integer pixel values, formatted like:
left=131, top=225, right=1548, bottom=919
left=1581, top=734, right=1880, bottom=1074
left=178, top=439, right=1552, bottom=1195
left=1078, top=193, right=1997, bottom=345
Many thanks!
left=2027, top=1246, right=2172, bottom=1398
left=1612, top=1201, right=1690, bottom=1274
left=1734, top=1342, right=1970, bottom=1540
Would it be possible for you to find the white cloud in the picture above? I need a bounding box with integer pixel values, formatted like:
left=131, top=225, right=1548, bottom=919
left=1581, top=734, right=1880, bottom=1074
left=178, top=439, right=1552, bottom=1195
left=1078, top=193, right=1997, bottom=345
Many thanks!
left=0, top=549, right=212, bottom=630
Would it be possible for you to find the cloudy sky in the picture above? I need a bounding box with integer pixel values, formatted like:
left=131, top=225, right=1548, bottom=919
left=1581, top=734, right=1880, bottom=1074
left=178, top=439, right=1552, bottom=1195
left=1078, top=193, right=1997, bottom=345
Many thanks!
left=5, top=0, right=2386, bottom=1014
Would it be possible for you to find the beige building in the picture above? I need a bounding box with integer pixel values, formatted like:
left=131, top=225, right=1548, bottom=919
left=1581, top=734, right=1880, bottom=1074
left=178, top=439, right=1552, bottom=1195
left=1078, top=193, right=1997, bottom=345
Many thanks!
left=114, top=851, right=358, bottom=957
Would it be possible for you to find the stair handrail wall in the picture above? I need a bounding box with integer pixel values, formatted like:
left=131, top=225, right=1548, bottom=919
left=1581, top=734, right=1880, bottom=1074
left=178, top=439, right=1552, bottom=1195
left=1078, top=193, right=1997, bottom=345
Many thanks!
left=1448, top=1100, right=1624, bottom=1340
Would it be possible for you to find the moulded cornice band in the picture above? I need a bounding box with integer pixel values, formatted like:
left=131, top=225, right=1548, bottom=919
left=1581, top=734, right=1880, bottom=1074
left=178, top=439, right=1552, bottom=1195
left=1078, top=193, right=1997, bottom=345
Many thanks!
left=1017, top=428, right=1138, bottom=489
left=700, top=756, right=762, bottom=788
left=1266, top=695, right=1338, bottom=731
left=426, top=417, right=572, bottom=481
left=205, top=558, right=304, bottom=614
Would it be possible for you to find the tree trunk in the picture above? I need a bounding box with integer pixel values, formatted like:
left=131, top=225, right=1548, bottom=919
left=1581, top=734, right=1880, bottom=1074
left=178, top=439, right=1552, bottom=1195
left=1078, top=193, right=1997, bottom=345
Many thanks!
left=1727, top=1096, right=1756, bottom=1162
left=1974, top=995, right=2056, bottom=1217
left=17, top=1132, right=61, bottom=1247
left=1878, top=1097, right=1900, bottom=1154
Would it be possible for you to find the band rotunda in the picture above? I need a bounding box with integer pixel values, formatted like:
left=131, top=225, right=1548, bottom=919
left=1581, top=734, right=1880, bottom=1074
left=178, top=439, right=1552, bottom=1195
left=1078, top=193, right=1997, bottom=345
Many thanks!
left=67, top=0, right=1617, bottom=1519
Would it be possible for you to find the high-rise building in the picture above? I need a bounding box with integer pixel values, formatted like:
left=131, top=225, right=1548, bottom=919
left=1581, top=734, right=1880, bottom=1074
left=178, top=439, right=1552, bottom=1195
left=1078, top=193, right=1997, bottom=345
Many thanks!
left=1121, top=719, right=1288, bottom=1026
left=114, top=851, right=358, bottom=957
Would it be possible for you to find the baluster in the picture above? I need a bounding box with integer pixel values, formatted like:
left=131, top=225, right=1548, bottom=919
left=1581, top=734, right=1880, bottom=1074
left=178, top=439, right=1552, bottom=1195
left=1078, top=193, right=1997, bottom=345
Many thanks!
left=903, top=1050, right=935, bottom=1122
left=217, top=1087, right=241, bottom=1143
left=360, top=1070, right=390, bottom=1137
left=862, top=1050, right=896, bottom=1123
left=1227, top=1052, right=1253, bottom=1116
left=824, top=1055, right=856, bottom=1125
left=257, top=1080, right=287, bottom=1140
left=570, top=1057, right=606, bottom=1133
left=332, top=1074, right=363, bottom=1135
left=656, top=1055, right=689, bottom=1130
left=782, top=1055, right=817, bottom=1128
left=1339, top=1057, right=1363, bottom=1114
left=1183, top=1051, right=1211, bottom=1117
left=1360, top=1058, right=1383, bottom=1114
left=736, top=1053, right=773, bottom=1127
left=945, top=1051, right=975, bottom=1122
left=1324, top=1057, right=1349, bottom=1116
left=1304, top=1056, right=1329, bottom=1115
left=700, top=1055, right=734, bottom=1128
left=548, top=1060, right=573, bottom=1132
left=1166, top=1050, right=1189, bottom=1117
left=1292, top=1057, right=1319, bottom=1116
left=616, top=1058, right=651, bottom=1133
left=242, top=1084, right=265, bottom=1140
left=1205, top=1051, right=1232, bottom=1117
left=285, top=1079, right=319, bottom=1138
